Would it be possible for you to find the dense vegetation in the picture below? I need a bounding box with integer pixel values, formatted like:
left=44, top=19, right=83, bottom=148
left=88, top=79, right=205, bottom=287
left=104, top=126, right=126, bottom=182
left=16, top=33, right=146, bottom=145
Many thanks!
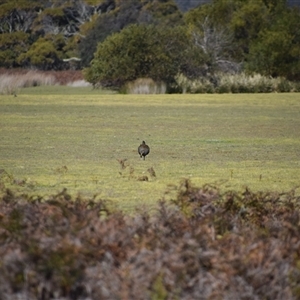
left=84, top=24, right=188, bottom=90
left=1, top=181, right=300, bottom=299
left=0, top=0, right=299, bottom=91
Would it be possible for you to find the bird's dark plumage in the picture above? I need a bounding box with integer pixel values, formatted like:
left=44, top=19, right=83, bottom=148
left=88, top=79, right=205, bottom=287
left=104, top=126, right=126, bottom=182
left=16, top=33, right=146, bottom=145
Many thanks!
left=138, top=141, right=150, bottom=160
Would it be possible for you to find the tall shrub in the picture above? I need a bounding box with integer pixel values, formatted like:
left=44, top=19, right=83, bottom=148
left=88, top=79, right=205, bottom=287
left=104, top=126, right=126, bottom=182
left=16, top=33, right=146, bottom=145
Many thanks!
left=83, top=24, right=188, bottom=90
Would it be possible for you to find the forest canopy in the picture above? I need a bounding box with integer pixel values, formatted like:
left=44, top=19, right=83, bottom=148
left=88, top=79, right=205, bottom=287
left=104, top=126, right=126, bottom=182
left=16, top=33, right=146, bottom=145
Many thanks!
left=0, top=0, right=299, bottom=85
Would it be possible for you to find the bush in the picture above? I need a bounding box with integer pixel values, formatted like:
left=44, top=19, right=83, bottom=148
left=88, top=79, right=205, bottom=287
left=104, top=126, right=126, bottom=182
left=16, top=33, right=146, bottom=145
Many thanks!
left=124, top=78, right=167, bottom=94
left=84, top=24, right=188, bottom=90
left=1, top=182, right=300, bottom=299
left=175, top=74, right=215, bottom=93
left=175, top=72, right=299, bottom=94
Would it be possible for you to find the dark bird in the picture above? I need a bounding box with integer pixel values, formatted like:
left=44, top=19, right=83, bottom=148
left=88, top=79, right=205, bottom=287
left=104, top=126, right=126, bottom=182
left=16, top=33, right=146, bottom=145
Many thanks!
left=138, top=141, right=150, bottom=160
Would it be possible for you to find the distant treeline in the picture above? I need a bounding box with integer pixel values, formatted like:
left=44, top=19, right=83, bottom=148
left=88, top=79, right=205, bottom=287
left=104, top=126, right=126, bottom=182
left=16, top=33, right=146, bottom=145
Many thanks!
left=0, top=0, right=299, bottom=89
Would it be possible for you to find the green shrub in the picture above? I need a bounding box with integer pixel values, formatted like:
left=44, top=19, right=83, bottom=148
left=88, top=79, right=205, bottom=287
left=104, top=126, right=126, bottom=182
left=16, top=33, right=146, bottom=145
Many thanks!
left=84, top=24, right=188, bottom=90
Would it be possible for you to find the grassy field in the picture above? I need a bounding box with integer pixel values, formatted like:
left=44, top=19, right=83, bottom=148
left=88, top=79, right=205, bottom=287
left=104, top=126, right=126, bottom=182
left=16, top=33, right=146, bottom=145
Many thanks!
left=1, top=87, right=300, bottom=211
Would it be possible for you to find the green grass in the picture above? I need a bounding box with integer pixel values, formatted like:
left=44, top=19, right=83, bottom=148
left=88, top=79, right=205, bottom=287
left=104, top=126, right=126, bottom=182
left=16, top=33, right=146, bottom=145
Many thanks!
left=1, top=87, right=300, bottom=211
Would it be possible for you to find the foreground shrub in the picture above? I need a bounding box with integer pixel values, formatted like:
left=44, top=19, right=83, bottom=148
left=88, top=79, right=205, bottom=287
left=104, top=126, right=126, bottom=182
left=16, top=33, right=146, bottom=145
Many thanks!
left=1, top=182, right=300, bottom=299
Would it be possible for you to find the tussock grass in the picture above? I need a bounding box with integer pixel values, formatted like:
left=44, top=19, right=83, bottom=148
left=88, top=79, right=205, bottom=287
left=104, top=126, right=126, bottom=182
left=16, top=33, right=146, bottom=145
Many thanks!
left=67, top=79, right=92, bottom=87
left=0, top=71, right=57, bottom=95
left=125, top=78, right=167, bottom=94
left=176, top=72, right=300, bottom=93
left=0, top=91, right=300, bottom=211
left=0, top=69, right=88, bottom=95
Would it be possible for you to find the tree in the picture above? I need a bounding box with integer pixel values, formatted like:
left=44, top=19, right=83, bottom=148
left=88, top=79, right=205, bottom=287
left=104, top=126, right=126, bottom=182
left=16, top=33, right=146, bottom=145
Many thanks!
left=184, top=0, right=271, bottom=61
left=189, top=17, right=240, bottom=76
left=84, top=24, right=188, bottom=89
left=183, top=0, right=300, bottom=80
left=175, top=0, right=210, bottom=12
left=230, top=0, right=270, bottom=57
left=78, top=0, right=183, bottom=67
left=246, top=7, right=300, bottom=80
left=0, top=0, right=97, bottom=68
left=0, top=0, right=183, bottom=69
left=18, top=36, right=64, bottom=70
left=0, top=1, right=41, bottom=33
left=0, top=32, right=30, bottom=67
left=184, top=3, right=241, bottom=78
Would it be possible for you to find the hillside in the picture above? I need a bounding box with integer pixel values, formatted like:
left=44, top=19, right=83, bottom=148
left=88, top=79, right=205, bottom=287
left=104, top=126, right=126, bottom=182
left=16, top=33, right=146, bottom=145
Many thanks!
left=0, top=0, right=183, bottom=69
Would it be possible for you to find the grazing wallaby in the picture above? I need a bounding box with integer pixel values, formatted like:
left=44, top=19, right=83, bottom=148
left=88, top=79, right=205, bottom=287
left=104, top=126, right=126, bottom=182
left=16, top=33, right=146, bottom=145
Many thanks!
left=138, top=141, right=150, bottom=160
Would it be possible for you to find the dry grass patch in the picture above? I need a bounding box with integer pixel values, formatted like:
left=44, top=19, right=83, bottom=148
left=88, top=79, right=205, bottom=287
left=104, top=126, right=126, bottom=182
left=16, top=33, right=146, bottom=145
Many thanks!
left=125, top=78, right=167, bottom=94
left=176, top=72, right=300, bottom=93
left=0, top=71, right=56, bottom=95
left=0, top=69, right=86, bottom=95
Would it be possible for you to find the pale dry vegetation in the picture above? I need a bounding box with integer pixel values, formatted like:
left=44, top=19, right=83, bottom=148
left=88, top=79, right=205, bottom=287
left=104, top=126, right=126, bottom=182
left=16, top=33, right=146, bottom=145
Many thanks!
left=0, top=69, right=299, bottom=95
left=0, top=69, right=85, bottom=95
left=176, top=72, right=300, bottom=94
left=125, top=78, right=167, bottom=94
left=0, top=71, right=56, bottom=95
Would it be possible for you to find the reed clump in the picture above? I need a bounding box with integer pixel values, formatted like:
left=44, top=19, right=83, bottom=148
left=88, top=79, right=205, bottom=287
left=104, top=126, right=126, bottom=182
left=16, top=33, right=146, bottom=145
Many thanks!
left=0, top=71, right=56, bottom=95
left=176, top=72, right=300, bottom=94
left=125, top=78, right=167, bottom=94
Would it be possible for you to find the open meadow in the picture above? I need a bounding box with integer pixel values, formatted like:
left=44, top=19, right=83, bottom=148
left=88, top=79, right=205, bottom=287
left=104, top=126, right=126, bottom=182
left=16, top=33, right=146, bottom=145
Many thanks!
left=2, top=87, right=300, bottom=299
left=1, top=87, right=300, bottom=211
